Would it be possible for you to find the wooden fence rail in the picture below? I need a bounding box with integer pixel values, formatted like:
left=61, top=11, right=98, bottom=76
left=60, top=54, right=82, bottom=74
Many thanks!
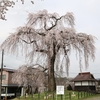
left=16, top=91, right=96, bottom=100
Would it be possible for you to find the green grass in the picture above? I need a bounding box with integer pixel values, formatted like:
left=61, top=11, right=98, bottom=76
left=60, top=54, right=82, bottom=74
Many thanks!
left=13, top=91, right=100, bottom=100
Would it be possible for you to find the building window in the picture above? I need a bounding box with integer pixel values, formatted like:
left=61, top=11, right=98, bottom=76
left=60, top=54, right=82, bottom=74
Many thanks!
left=2, top=75, right=6, bottom=80
left=0, top=75, right=6, bottom=80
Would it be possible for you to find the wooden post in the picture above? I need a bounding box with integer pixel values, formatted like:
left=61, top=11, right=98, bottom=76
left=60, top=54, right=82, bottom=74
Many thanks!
left=0, top=49, right=4, bottom=100
left=69, top=92, right=71, bottom=100
left=38, top=92, right=40, bottom=100
left=52, top=92, right=54, bottom=100
left=78, top=92, right=79, bottom=99
left=61, top=94, right=63, bottom=100
left=81, top=92, right=82, bottom=98
left=84, top=91, right=85, bottom=98
left=5, top=87, right=8, bottom=100
left=45, top=91, right=47, bottom=100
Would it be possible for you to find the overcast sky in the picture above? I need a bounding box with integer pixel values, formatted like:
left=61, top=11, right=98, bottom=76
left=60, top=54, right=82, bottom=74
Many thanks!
left=0, top=0, right=100, bottom=78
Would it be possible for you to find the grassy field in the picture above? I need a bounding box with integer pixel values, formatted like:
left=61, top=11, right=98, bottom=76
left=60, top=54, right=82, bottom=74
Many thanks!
left=12, top=91, right=100, bottom=100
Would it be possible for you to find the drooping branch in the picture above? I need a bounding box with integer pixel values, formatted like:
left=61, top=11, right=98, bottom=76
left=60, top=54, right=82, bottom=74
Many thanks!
left=0, top=0, right=15, bottom=20
left=27, top=10, right=75, bottom=32
left=0, top=0, right=35, bottom=20
left=43, top=16, right=63, bottom=31
left=19, top=37, right=36, bottom=44
left=12, top=64, right=47, bottom=89
left=32, top=64, right=48, bottom=72
left=45, top=12, right=75, bottom=31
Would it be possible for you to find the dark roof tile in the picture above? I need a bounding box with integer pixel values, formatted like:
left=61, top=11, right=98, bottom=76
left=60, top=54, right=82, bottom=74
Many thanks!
left=72, top=72, right=96, bottom=81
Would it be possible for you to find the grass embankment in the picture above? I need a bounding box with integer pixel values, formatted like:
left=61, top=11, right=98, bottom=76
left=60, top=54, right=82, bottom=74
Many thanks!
left=12, top=91, right=100, bottom=100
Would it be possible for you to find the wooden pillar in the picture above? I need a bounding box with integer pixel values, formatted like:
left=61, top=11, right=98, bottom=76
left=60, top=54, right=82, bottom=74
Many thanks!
left=5, top=87, right=8, bottom=100
left=21, top=87, right=24, bottom=96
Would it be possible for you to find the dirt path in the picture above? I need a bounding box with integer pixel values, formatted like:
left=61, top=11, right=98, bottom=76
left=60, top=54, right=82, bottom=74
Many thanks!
left=82, top=96, right=100, bottom=100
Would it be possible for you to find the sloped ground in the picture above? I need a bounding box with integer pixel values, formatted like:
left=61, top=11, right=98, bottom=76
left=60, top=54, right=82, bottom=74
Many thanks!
left=82, top=96, right=100, bottom=100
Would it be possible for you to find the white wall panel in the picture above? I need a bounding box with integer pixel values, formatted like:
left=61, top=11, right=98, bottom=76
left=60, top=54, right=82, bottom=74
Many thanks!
left=75, top=82, right=81, bottom=86
left=82, top=81, right=88, bottom=86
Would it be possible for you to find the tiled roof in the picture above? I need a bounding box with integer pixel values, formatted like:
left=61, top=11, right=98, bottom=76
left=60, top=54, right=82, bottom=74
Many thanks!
left=71, top=72, right=96, bottom=82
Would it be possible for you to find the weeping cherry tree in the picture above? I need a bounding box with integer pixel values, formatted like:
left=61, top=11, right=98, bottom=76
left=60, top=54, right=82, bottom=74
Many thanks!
left=12, top=64, right=47, bottom=94
left=0, top=10, right=95, bottom=91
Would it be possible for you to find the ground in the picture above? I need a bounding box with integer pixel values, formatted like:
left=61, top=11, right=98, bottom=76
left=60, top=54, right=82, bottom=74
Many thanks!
left=82, top=96, right=100, bottom=100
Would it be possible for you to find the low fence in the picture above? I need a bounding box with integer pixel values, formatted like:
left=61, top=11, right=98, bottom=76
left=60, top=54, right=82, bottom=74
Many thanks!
left=16, top=91, right=96, bottom=100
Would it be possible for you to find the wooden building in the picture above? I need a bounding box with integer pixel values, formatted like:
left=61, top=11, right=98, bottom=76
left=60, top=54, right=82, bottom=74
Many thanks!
left=72, top=72, right=97, bottom=92
left=0, top=68, right=22, bottom=98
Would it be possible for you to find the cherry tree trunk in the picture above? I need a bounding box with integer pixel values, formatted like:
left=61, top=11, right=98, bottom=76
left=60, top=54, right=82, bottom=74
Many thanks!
left=48, top=42, right=56, bottom=92
left=48, top=57, right=56, bottom=92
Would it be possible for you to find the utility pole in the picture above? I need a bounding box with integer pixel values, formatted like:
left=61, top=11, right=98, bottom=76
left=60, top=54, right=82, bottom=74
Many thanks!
left=0, top=49, right=4, bottom=100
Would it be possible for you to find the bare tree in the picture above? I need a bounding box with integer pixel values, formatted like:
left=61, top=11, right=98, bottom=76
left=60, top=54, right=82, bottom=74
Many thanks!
left=0, top=10, right=95, bottom=91
left=12, top=64, right=46, bottom=94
